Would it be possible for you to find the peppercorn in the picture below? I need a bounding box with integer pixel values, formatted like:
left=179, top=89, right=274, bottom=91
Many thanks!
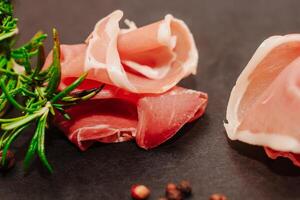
left=166, top=183, right=177, bottom=191
left=0, top=150, right=15, bottom=171
left=165, top=183, right=183, bottom=200
left=209, top=193, right=228, bottom=200
left=158, top=198, right=167, bottom=200
left=166, top=189, right=183, bottom=200
left=177, top=180, right=192, bottom=197
left=131, top=184, right=151, bottom=200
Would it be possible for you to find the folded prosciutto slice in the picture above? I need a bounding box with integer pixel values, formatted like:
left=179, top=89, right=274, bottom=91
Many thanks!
left=55, top=80, right=207, bottom=150
left=225, top=34, right=300, bottom=167
left=57, top=10, right=198, bottom=94
left=45, top=11, right=207, bottom=150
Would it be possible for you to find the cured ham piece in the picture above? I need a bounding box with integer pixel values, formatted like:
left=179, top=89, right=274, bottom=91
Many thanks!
left=45, top=10, right=206, bottom=150
left=225, top=34, right=300, bottom=167
left=55, top=10, right=198, bottom=94
left=55, top=81, right=208, bottom=150
left=265, top=148, right=300, bottom=167
left=135, top=87, right=207, bottom=149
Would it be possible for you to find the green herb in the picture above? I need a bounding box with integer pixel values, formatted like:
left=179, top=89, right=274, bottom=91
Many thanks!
left=0, top=0, right=103, bottom=172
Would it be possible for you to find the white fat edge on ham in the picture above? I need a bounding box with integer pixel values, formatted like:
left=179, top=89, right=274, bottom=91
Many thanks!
left=235, top=130, right=300, bottom=153
left=169, top=15, right=199, bottom=76
left=225, top=34, right=300, bottom=154
left=158, top=15, right=198, bottom=81
left=168, top=88, right=199, bottom=95
left=157, top=15, right=177, bottom=48
left=122, top=60, right=173, bottom=80
left=120, top=19, right=137, bottom=34
left=72, top=124, right=136, bottom=145
left=85, top=10, right=137, bottom=92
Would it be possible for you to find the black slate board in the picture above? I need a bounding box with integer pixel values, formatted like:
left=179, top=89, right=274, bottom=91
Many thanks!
left=1, top=0, right=300, bottom=199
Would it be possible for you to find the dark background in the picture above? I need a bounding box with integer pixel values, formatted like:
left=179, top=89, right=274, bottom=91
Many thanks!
left=1, top=0, right=300, bottom=199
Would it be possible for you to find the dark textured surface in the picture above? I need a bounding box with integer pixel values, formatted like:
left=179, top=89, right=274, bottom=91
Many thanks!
left=1, top=0, right=300, bottom=199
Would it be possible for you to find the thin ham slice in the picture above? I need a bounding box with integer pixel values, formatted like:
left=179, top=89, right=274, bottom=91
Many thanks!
left=265, top=148, right=300, bottom=167
left=45, top=10, right=206, bottom=150
left=66, top=10, right=198, bottom=94
left=135, top=87, right=207, bottom=149
left=55, top=80, right=207, bottom=150
left=225, top=34, right=300, bottom=167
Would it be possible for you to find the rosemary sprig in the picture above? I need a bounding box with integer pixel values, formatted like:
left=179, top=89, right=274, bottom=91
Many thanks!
left=0, top=0, right=103, bottom=172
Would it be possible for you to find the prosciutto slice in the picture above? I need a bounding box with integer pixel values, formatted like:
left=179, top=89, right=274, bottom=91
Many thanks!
left=44, top=11, right=207, bottom=150
left=225, top=34, right=300, bottom=167
left=58, top=10, right=198, bottom=94
left=265, top=148, right=300, bottom=167
left=55, top=80, right=207, bottom=150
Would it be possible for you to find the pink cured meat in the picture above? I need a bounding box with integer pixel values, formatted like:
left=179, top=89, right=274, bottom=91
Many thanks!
left=53, top=10, right=198, bottom=94
left=225, top=34, right=300, bottom=167
left=135, top=88, right=207, bottom=149
left=56, top=79, right=208, bottom=150
left=45, top=10, right=207, bottom=150
left=265, top=148, right=300, bottom=167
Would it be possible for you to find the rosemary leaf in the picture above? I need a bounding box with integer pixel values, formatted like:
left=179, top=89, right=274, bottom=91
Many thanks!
left=0, top=78, right=33, bottom=112
left=50, top=72, right=88, bottom=103
left=23, top=129, right=39, bottom=171
left=1, top=124, right=28, bottom=166
left=45, top=28, right=61, bottom=98
left=37, top=111, right=53, bottom=173
left=1, top=107, right=47, bottom=130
